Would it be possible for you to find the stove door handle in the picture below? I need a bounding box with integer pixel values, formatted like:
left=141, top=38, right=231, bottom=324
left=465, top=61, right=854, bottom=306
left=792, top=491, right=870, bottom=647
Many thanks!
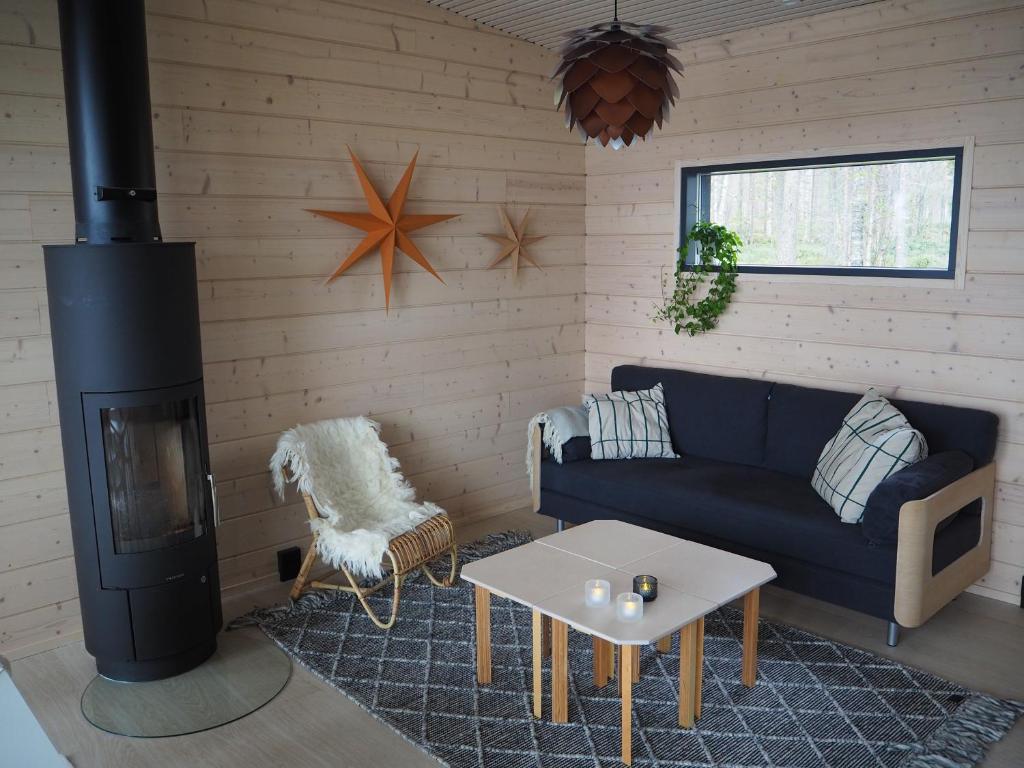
left=207, top=473, right=220, bottom=528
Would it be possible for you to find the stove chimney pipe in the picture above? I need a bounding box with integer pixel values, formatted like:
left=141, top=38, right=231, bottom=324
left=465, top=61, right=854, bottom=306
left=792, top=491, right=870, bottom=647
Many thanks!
left=58, top=0, right=162, bottom=243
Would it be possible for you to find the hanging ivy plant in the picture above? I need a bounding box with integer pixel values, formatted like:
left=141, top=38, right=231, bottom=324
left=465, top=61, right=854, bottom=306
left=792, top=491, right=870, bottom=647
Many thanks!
left=654, top=221, right=742, bottom=336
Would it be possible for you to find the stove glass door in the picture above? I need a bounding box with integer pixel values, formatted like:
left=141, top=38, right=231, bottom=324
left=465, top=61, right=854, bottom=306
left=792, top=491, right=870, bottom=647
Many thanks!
left=101, top=398, right=207, bottom=554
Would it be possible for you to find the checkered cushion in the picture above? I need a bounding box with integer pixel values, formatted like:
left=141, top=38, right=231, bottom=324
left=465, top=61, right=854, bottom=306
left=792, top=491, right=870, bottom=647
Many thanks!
left=584, top=383, right=679, bottom=460
left=812, top=389, right=928, bottom=523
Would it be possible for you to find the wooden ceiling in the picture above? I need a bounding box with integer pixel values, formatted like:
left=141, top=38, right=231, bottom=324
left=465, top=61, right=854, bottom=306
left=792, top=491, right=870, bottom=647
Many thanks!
left=425, top=0, right=885, bottom=50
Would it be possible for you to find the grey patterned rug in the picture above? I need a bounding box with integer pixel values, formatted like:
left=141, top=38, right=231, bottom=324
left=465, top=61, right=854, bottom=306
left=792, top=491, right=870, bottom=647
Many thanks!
left=232, top=532, right=1022, bottom=767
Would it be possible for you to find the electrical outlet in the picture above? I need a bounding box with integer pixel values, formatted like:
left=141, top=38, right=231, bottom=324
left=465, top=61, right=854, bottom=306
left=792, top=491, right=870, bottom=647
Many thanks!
left=277, top=546, right=301, bottom=582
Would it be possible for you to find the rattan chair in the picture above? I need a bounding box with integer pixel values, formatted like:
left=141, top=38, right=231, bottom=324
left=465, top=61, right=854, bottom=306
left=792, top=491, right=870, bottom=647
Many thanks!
left=271, top=417, right=458, bottom=629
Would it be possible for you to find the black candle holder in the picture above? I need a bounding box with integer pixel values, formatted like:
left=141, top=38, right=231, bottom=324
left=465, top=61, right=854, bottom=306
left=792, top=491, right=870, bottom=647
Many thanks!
left=633, top=574, right=658, bottom=602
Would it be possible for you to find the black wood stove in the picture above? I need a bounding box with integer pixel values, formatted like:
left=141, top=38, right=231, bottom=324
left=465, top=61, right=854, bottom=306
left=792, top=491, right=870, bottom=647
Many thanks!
left=44, top=0, right=222, bottom=682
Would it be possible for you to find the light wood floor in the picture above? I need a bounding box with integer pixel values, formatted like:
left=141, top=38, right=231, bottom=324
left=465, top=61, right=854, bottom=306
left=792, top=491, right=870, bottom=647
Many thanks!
left=10, top=508, right=1023, bottom=767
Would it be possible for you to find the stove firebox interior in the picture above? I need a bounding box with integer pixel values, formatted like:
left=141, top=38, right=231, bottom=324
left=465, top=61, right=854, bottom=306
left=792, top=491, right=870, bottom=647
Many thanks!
left=44, top=0, right=222, bottom=682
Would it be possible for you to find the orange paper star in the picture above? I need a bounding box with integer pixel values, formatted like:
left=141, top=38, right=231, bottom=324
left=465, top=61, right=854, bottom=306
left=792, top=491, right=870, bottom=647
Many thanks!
left=307, top=147, right=458, bottom=309
left=482, top=206, right=545, bottom=277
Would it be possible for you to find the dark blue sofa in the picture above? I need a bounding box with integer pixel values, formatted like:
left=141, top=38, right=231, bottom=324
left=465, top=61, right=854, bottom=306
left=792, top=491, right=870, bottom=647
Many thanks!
left=532, top=365, right=998, bottom=645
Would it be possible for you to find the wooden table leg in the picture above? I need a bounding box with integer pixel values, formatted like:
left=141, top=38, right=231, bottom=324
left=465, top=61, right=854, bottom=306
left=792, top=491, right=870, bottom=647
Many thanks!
left=631, top=645, right=640, bottom=683
left=593, top=636, right=612, bottom=688
left=620, top=643, right=633, bottom=766
left=678, top=621, right=698, bottom=728
left=696, top=616, right=705, bottom=719
left=474, top=586, right=491, bottom=685
left=742, top=587, right=760, bottom=688
left=656, top=635, right=672, bottom=653
left=551, top=619, right=569, bottom=723
left=541, top=614, right=552, bottom=658
left=532, top=610, right=543, bottom=718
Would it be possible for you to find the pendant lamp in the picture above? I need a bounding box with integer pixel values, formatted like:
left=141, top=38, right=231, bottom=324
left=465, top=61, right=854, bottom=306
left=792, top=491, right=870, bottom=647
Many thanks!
left=554, top=0, right=682, bottom=149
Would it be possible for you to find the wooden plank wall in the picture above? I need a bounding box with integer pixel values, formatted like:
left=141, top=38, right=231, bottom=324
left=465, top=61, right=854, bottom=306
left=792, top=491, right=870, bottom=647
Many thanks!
left=0, top=0, right=585, bottom=658
left=585, top=0, right=1024, bottom=605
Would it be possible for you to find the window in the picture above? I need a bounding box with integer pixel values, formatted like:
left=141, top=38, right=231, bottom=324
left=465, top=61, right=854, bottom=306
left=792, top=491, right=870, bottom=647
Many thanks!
left=679, top=148, right=963, bottom=279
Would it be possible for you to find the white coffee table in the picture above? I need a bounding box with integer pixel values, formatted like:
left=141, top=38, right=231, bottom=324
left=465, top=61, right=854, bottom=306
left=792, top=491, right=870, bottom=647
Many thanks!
left=460, top=520, right=776, bottom=765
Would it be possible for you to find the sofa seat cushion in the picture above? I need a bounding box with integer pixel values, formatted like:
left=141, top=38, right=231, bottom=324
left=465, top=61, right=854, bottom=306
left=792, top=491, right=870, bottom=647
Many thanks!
left=540, top=456, right=898, bottom=583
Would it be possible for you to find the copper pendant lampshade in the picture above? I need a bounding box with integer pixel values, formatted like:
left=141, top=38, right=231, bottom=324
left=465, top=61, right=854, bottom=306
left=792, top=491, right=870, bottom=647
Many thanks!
left=554, top=1, right=681, bottom=150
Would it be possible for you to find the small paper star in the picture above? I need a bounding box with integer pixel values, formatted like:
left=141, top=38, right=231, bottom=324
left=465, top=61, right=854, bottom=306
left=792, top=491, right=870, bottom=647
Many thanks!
left=307, top=147, right=458, bottom=310
left=482, top=206, right=546, bottom=277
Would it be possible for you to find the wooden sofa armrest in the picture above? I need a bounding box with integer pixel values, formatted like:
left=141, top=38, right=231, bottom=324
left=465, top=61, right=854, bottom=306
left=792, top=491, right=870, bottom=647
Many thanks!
left=894, top=462, right=995, bottom=628
left=531, top=421, right=542, bottom=512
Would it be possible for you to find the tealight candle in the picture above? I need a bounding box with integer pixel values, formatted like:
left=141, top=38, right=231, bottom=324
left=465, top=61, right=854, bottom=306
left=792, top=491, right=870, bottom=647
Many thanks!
left=633, top=574, right=658, bottom=602
left=616, top=592, right=644, bottom=623
left=584, top=579, right=611, bottom=607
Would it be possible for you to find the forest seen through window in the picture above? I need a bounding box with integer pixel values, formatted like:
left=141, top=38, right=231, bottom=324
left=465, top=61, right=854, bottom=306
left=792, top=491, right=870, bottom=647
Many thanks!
left=704, top=157, right=956, bottom=271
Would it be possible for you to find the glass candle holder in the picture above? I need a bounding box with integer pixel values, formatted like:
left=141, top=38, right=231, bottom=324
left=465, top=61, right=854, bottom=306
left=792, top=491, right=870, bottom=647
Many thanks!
left=616, top=592, right=644, bottom=623
left=633, top=574, right=658, bottom=602
left=584, top=579, right=611, bottom=607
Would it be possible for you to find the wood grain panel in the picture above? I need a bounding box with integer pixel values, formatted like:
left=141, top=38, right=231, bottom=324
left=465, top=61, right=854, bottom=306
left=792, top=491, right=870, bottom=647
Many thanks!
left=27, top=195, right=584, bottom=242
left=584, top=99, right=1024, bottom=178
left=194, top=266, right=583, bottom=322
left=208, top=378, right=582, bottom=486
left=151, top=0, right=556, bottom=77
left=0, top=470, right=68, bottom=528
left=0, top=426, right=63, bottom=482
left=192, top=235, right=584, bottom=282
left=588, top=324, right=1024, bottom=404
left=200, top=294, right=583, bottom=362
left=967, top=231, right=1024, bottom=273
left=0, top=598, right=81, bottom=659
left=674, top=0, right=1023, bottom=65
left=205, top=353, right=582, bottom=444
left=153, top=106, right=583, bottom=174
left=0, top=556, right=76, bottom=620
left=675, top=8, right=1024, bottom=101
left=0, top=243, right=46, bottom=289
left=587, top=295, right=1024, bottom=360
left=1, top=143, right=587, bottom=206
left=587, top=267, right=1024, bottom=317
left=143, top=14, right=555, bottom=110
left=974, top=143, right=1024, bottom=188
left=0, top=382, right=53, bottom=433
left=0, top=291, right=43, bottom=338
left=203, top=324, right=584, bottom=403
left=0, top=336, right=55, bottom=387
left=0, top=95, right=586, bottom=177
left=0, top=514, right=72, bottom=573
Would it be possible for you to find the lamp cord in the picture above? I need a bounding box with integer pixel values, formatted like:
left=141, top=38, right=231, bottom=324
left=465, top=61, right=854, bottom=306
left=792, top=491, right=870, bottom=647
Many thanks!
left=613, top=0, right=619, bottom=21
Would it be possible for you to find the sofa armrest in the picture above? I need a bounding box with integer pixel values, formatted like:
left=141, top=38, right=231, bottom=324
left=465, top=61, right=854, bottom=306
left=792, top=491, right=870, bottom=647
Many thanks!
left=863, top=451, right=974, bottom=545
left=531, top=420, right=542, bottom=513
left=894, top=462, right=995, bottom=628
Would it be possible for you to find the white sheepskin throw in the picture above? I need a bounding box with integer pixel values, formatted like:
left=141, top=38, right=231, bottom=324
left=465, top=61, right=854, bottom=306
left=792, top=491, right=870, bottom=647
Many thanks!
left=269, top=416, right=442, bottom=580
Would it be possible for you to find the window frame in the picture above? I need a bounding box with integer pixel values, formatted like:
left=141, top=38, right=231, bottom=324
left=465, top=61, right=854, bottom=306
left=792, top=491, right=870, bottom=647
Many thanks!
left=677, top=147, right=965, bottom=280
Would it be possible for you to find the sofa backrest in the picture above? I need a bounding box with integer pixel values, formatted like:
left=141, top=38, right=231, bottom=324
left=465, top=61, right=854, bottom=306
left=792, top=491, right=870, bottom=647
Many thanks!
left=611, top=365, right=1000, bottom=479
left=611, top=365, right=773, bottom=466
left=885, top=397, right=998, bottom=467
left=763, top=382, right=1000, bottom=478
left=763, top=384, right=860, bottom=477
